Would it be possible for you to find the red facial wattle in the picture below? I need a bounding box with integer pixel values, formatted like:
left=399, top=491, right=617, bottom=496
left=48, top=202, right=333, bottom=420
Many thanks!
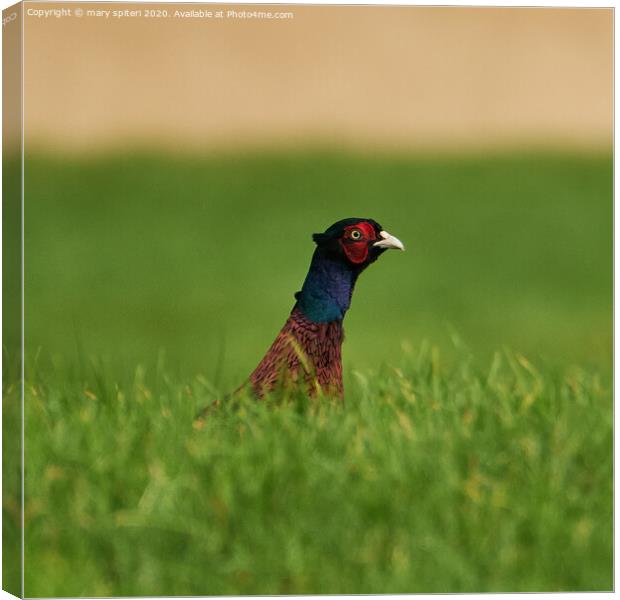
left=339, top=221, right=377, bottom=264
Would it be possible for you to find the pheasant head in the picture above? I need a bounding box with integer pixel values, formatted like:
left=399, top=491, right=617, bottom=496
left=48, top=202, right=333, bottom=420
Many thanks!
left=296, top=218, right=405, bottom=323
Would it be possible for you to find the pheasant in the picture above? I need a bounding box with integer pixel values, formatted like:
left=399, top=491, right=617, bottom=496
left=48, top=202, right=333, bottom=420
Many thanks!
left=197, top=218, right=403, bottom=418
left=245, top=218, right=404, bottom=398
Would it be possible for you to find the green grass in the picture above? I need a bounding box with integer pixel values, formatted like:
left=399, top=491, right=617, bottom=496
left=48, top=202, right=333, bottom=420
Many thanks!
left=18, top=346, right=612, bottom=595
left=21, top=150, right=612, bottom=379
left=3, top=150, right=613, bottom=594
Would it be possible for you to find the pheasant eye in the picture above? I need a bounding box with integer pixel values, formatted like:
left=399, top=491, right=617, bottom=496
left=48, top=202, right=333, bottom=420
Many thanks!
left=350, top=229, right=362, bottom=240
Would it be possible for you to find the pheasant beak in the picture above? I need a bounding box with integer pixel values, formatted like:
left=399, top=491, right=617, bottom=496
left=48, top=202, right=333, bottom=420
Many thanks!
left=373, top=230, right=405, bottom=251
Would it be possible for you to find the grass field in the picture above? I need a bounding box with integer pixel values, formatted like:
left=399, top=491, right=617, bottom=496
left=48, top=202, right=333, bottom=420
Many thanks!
left=3, top=150, right=613, bottom=594
left=15, top=346, right=613, bottom=595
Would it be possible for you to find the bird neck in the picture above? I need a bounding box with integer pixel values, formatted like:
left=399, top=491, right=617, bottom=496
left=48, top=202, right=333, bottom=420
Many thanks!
left=295, top=250, right=360, bottom=324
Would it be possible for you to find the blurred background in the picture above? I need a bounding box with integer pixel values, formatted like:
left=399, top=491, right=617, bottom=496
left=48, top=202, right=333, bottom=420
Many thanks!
left=21, top=4, right=612, bottom=384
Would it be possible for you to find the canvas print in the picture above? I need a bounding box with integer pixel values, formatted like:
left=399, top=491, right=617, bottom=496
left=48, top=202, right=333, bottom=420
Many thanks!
left=2, top=2, right=613, bottom=596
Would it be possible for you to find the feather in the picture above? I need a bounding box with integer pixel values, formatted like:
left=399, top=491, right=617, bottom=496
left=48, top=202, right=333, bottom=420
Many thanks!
left=247, top=307, right=344, bottom=398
